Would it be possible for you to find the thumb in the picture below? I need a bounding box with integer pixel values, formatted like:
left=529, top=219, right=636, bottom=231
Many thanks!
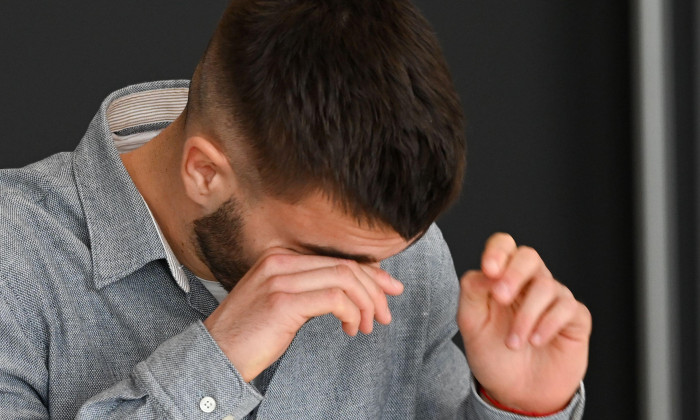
left=457, top=270, right=492, bottom=335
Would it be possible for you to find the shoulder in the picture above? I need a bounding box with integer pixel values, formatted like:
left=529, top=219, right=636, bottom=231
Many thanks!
left=0, top=152, right=74, bottom=197
left=382, top=223, right=457, bottom=291
left=0, top=152, right=86, bottom=241
left=382, top=223, right=460, bottom=318
left=0, top=152, right=84, bottom=227
left=0, top=153, right=90, bottom=292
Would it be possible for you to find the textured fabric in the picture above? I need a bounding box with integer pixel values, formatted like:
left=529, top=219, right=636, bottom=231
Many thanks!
left=141, top=194, right=191, bottom=293
left=0, top=80, right=585, bottom=419
left=198, top=278, right=229, bottom=303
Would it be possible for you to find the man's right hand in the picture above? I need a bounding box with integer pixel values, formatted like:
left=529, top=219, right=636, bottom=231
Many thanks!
left=202, top=248, right=404, bottom=382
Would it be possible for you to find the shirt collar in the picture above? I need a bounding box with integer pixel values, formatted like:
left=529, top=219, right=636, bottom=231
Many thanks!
left=72, top=80, right=191, bottom=290
left=142, top=198, right=191, bottom=293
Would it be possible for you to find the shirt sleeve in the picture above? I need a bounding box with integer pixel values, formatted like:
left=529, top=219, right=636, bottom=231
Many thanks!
left=0, top=282, right=263, bottom=420
left=0, top=283, right=50, bottom=419
left=75, top=321, right=263, bottom=419
left=413, top=228, right=586, bottom=420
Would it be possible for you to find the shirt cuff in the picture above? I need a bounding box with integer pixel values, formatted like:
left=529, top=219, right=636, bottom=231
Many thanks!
left=470, top=376, right=586, bottom=420
left=133, top=321, right=263, bottom=419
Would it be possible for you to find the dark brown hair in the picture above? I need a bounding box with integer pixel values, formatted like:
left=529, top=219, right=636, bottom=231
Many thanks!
left=188, top=0, right=466, bottom=239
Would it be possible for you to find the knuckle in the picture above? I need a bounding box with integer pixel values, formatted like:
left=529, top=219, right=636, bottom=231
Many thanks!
left=534, top=275, right=557, bottom=294
left=581, top=304, right=593, bottom=326
left=342, top=259, right=360, bottom=271
left=326, top=287, right=346, bottom=305
left=563, top=295, right=579, bottom=311
left=265, top=253, right=294, bottom=269
left=267, top=291, right=291, bottom=309
left=561, top=285, right=575, bottom=299
left=518, top=245, right=540, bottom=260
left=365, top=273, right=383, bottom=293
left=355, top=294, right=373, bottom=311
left=552, top=295, right=578, bottom=319
left=582, top=302, right=592, bottom=317
left=265, top=274, right=286, bottom=292
left=334, top=264, right=354, bottom=279
left=258, top=254, right=288, bottom=277
left=370, top=266, right=386, bottom=278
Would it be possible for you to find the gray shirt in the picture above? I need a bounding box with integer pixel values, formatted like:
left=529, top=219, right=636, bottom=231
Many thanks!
left=0, top=80, right=584, bottom=419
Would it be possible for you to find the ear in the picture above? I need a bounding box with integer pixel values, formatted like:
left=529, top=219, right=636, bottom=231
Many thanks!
left=181, top=136, right=236, bottom=210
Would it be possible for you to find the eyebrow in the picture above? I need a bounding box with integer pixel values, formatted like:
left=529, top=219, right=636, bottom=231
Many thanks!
left=298, top=243, right=379, bottom=264
left=297, top=229, right=427, bottom=265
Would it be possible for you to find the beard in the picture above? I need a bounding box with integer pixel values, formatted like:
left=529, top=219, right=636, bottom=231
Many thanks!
left=193, top=197, right=252, bottom=292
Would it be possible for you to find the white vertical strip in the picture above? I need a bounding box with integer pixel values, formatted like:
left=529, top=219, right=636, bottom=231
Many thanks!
left=634, top=0, right=679, bottom=419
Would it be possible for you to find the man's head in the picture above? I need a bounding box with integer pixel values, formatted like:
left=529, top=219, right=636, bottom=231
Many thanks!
left=178, top=0, right=465, bottom=287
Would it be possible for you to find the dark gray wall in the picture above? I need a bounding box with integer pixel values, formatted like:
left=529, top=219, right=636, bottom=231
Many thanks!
left=417, top=2, right=635, bottom=418
left=0, top=1, right=228, bottom=166
left=0, top=1, right=636, bottom=419
left=672, top=0, right=698, bottom=418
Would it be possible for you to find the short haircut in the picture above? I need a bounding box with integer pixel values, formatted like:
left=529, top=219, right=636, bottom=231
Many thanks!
left=188, top=0, right=466, bottom=240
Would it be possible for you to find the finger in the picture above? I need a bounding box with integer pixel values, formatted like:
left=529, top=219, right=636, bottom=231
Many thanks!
left=529, top=290, right=586, bottom=347
left=254, top=246, right=301, bottom=265
left=258, top=251, right=400, bottom=326
left=494, top=246, right=545, bottom=304
left=506, top=276, right=560, bottom=350
left=353, top=263, right=394, bottom=324
left=266, top=265, right=378, bottom=334
left=256, top=251, right=403, bottom=296
left=481, top=233, right=517, bottom=278
left=283, top=288, right=363, bottom=336
left=361, top=263, right=404, bottom=296
left=457, top=270, right=492, bottom=335
left=325, top=261, right=393, bottom=325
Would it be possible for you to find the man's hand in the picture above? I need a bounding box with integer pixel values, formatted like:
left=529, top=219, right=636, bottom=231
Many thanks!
left=203, top=248, right=404, bottom=382
left=458, top=233, right=591, bottom=414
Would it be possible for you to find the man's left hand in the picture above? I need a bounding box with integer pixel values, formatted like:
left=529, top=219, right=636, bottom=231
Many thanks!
left=457, top=233, right=591, bottom=414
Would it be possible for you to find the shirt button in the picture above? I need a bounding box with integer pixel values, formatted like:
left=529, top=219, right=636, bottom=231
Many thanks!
left=199, top=396, right=217, bottom=413
left=222, top=416, right=235, bottom=420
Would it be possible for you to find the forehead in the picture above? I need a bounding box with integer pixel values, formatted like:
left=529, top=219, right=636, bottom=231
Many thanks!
left=251, top=192, right=411, bottom=262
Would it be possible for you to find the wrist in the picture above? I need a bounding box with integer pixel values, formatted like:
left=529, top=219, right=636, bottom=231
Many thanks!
left=203, top=317, right=257, bottom=382
left=477, top=384, right=566, bottom=417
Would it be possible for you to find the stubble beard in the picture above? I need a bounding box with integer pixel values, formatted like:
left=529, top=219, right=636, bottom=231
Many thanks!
left=193, top=197, right=252, bottom=292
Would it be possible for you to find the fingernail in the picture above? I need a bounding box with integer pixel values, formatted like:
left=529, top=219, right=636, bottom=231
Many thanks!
left=507, top=333, right=521, bottom=350
left=494, top=282, right=510, bottom=301
left=530, top=333, right=542, bottom=346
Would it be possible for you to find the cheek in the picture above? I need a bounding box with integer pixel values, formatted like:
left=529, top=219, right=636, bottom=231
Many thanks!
left=238, top=215, right=290, bottom=262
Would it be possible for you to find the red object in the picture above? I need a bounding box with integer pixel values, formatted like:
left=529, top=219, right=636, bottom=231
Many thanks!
left=478, top=385, right=563, bottom=417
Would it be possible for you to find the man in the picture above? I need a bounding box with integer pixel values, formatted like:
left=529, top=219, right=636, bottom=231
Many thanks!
left=0, top=0, right=590, bottom=418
